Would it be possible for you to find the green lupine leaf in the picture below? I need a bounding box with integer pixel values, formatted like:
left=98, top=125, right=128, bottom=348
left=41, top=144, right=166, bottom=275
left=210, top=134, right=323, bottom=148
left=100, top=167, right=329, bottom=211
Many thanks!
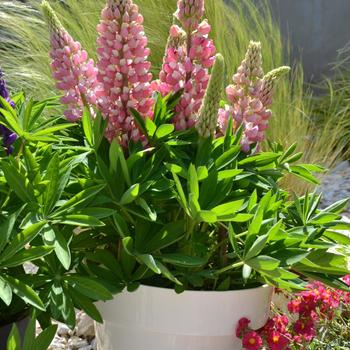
left=155, top=124, right=174, bottom=139
left=56, top=215, right=105, bottom=227
left=4, top=275, right=45, bottom=311
left=64, top=276, right=113, bottom=301
left=0, top=275, right=12, bottom=306
left=245, top=234, right=268, bottom=260
left=2, top=161, right=36, bottom=203
left=0, top=221, right=46, bottom=262
left=0, top=246, right=53, bottom=268
left=246, top=256, right=280, bottom=271
left=51, top=184, right=106, bottom=216
left=7, top=324, right=21, bottom=350
left=120, top=184, right=140, bottom=205
left=43, top=225, right=71, bottom=270
left=34, top=324, right=58, bottom=350
left=211, top=199, right=244, bottom=215
left=69, top=289, right=103, bottom=323
left=23, top=317, right=36, bottom=350
left=159, top=254, right=207, bottom=267
left=82, top=106, right=93, bottom=146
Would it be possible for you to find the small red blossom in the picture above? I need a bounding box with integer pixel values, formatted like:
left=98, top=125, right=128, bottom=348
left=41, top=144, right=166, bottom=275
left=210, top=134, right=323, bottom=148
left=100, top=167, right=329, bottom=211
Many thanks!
left=293, top=319, right=316, bottom=342
left=267, top=331, right=290, bottom=350
left=242, top=331, right=263, bottom=350
left=236, top=317, right=251, bottom=338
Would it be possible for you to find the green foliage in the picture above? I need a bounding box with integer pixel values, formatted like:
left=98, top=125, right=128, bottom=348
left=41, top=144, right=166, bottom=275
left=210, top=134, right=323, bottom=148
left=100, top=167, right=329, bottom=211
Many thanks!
left=1, top=0, right=337, bottom=195
left=7, top=315, right=57, bottom=350
left=0, top=100, right=113, bottom=329
left=76, top=92, right=350, bottom=292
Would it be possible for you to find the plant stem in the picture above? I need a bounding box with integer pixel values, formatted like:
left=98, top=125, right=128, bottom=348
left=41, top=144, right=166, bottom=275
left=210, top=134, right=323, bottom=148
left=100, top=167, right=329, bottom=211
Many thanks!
left=216, top=260, right=244, bottom=275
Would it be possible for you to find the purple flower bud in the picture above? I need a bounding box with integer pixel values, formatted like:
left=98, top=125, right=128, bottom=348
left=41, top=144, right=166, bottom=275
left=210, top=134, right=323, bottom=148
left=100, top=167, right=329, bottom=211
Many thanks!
left=0, top=70, right=17, bottom=155
left=6, top=146, right=14, bottom=155
left=3, top=133, right=17, bottom=147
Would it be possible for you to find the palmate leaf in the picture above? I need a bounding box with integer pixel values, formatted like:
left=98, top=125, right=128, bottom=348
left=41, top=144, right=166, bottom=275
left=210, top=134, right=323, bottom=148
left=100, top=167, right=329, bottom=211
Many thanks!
left=64, top=275, right=113, bottom=301
left=82, top=106, right=93, bottom=146
left=34, top=324, right=58, bottom=350
left=55, top=214, right=105, bottom=227
left=7, top=323, right=21, bottom=350
left=50, top=184, right=106, bottom=217
left=22, top=316, right=36, bottom=350
left=0, top=221, right=47, bottom=262
left=50, top=282, right=76, bottom=329
left=0, top=212, right=17, bottom=252
left=43, top=225, right=71, bottom=270
left=0, top=275, right=12, bottom=306
left=3, top=275, right=45, bottom=311
left=2, top=160, right=36, bottom=203
left=122, top=237, right=161, bottom=274
left=0, top=246, right=54, bottom=268
left=69, top=288, right=103, bottom=323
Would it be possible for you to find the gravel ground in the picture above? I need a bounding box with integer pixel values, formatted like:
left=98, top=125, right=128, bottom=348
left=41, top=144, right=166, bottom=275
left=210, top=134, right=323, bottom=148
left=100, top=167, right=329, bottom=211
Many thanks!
left=43, top=161, right=350, bottom=349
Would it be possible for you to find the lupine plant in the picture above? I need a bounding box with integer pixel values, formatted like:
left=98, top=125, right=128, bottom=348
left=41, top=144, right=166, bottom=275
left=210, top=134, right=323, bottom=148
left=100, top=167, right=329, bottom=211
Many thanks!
left=0, top=0, right=350, bottom=338
left=37, top=0, right=350, bottom=294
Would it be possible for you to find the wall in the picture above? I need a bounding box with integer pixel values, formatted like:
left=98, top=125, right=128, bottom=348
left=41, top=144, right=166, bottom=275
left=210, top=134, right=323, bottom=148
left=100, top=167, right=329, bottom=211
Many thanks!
left=269, top=0, right=350, bottom=82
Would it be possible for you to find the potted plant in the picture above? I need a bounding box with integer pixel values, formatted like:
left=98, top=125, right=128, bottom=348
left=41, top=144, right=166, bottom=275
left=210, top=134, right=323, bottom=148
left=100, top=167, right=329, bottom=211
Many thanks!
left=13, top=0, right=349, bottom=349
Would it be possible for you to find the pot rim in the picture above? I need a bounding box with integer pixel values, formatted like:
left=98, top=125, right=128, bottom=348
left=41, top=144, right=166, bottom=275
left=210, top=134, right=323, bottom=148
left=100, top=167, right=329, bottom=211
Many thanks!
left=135, top=283, right=273, bottom=295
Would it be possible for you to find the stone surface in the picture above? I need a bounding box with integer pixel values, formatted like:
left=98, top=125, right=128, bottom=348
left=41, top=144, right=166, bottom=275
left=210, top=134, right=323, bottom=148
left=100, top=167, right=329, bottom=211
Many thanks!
left=42, top=312, right=97, bottom=350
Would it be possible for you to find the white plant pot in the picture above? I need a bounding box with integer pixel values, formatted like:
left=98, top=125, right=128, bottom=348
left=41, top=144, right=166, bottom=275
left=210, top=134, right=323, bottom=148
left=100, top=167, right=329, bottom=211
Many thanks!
left=95, top=284, right=273, bottom=350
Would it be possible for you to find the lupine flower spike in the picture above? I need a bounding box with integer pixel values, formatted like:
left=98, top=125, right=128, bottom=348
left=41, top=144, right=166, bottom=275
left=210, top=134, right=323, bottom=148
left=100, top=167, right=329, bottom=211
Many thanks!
left=0, top=70, right=17, bottom=155
left=218, top=41, right=290, bottom=152
left=260, top=66, right=290, bottom=107
left=176, top=0, right=205, bottom=32
left=96, top=0, right=154, bottom=146
left=196, top=53, right=224, bottom=138
left=42, top=0, right=98, bottom=121
left=156, top=0, right=216, bottom=130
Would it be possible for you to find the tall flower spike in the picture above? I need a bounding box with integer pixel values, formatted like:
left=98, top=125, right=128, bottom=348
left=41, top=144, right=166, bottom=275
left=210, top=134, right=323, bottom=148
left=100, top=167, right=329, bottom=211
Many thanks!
left=42, top=0, right=98, bottom=121
left=176, top=0, right=205, bottom=31
left=154, top=24, right=188, bottom=97
left=196, top=53, right=225, bottom=138
left=157, top=1, right=216, bottom=130
left=244, top=41, right=264, bottom=79
left=96, top=0, right=154, bottom=146
left=260, top=66, right=291, bottom=107
left=219, top=41, right=290, bottom=152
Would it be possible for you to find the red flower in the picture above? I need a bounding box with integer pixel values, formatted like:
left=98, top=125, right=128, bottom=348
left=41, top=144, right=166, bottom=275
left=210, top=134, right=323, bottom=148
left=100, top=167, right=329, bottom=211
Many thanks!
left=343, top=275, right=350, bottom=286
left=242, top=331, right=263, bottom=350
left=293, top=319, right=316, bottom=342
left=287, top=298, right=301, bottom=314
left=236, top=317, right=251, bottom=338
left=267, top=331, right=290, bottom=350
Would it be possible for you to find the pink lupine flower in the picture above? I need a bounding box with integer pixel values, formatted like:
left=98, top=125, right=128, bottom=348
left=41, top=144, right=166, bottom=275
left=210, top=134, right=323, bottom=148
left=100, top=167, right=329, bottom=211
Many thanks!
left=96, top=0, right=154, bottom=146
left=157, top=2, right=216, bottom=130
left=218, top=41, right=289, bottom=152
left=42, top=1, right=98, bottom=121
left=176, top=0, right=205, bottom=32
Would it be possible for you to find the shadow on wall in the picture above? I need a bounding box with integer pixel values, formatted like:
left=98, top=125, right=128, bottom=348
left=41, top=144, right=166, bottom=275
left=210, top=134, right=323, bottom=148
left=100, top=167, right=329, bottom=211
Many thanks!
left=268, top=0, right=350, bottom=82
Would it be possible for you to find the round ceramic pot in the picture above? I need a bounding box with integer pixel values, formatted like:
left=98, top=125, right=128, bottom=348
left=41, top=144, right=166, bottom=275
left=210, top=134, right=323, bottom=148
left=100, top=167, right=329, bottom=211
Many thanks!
left=95, top=284, right=273, bottom=350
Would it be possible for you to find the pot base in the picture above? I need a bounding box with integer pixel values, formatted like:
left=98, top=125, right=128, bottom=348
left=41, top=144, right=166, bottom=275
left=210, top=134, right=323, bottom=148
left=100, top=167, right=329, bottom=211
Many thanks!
left=96, top=285, right=273, bottom=350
